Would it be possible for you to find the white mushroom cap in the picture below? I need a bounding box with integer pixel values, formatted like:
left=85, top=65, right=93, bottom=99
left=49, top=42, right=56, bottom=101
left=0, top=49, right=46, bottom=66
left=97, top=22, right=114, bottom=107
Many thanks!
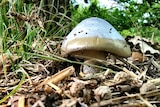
left=61, top=17, right=131, bottom=59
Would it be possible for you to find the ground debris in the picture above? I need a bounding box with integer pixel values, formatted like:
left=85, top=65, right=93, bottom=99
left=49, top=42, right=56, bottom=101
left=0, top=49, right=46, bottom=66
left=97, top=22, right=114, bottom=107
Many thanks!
left=0, top=36, right=160, bottom=107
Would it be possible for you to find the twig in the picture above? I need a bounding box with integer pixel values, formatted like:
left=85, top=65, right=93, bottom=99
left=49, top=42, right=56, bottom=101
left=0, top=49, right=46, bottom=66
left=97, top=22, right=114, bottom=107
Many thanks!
left=123, top=67, right=138, bottom=78
left=151, top=58, right=160, bottom=70
left=138, top=95, right=154, bottom=107
left=117, top=57, right=141, bottom=72
left=90, top=89, right=160, bottom=107
left=34, top=66, right=75, bottom=91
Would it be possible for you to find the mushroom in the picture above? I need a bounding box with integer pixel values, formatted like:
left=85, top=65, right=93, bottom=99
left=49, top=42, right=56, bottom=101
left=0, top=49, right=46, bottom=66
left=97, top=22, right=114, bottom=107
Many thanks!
left=61, top=17, right=131, bottom=60
left=61, top=17, right=131, bottom=74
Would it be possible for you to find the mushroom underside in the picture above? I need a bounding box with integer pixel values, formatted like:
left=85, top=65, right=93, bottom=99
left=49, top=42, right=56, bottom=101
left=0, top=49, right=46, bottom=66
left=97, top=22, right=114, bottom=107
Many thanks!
left=61, top=37, right=131, bottom=59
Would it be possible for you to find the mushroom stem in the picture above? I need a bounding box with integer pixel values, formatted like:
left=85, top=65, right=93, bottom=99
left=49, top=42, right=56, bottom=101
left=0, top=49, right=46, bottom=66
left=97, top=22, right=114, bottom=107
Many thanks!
left=82, top=58, right=122, bottom=75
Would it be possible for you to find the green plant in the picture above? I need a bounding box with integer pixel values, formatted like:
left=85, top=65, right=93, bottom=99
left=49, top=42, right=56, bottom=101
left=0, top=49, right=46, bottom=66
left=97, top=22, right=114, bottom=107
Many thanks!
left=0, top=0, right=70, bottom=102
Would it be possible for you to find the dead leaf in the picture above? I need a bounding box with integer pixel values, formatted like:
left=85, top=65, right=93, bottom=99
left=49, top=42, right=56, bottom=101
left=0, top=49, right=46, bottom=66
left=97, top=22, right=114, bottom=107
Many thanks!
left=94, top=86, right=112, bottom=100
left=129, top=36, right=159, bottom=54
left=68, top=81, right=85, bottom=96
left=60, top=98, right=88, bottom=107
left=140, top=83, right=157, bottom=94
left=132, top=52, right=147, bottom=62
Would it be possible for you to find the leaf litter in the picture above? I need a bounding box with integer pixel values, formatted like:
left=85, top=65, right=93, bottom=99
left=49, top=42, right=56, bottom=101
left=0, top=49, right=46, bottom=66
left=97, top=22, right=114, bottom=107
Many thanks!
left=0, top=36, right=160, bottom=107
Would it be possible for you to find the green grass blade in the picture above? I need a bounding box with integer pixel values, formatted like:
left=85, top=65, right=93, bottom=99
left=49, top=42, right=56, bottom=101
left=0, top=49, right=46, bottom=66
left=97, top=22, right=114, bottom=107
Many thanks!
left=0, top=72, right=26, bottom=104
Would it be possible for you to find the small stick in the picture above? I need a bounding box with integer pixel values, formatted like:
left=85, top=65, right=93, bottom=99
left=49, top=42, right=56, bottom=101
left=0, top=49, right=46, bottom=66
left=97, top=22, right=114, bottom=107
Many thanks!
left=117, top=57, right=141, bottom=72
left=90, top=89, right=160, bottom=107
left=47, top=82, right=62, bottom=94
left=151, top=58, right=160, bottom=70
left=34, top=66, right=75, bottom=90
left=138, top=95, right=154, bottom=107
left=123, top=67, right=138, bottom=78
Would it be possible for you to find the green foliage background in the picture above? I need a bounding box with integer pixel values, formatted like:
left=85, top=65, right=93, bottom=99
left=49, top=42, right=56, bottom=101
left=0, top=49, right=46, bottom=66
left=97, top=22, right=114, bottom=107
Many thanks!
left=0, top=0, right=159, bottom=55
left=70, top=0, right=160, bottom=42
